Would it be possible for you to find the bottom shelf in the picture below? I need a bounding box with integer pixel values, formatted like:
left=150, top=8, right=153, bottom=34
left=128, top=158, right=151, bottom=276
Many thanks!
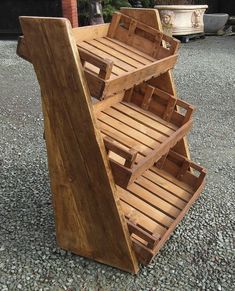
left=117, top=150, right=206, bottom=265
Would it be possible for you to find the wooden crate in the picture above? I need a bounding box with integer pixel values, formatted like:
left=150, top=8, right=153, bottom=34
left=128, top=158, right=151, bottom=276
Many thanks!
left=94, top=83, right=194, bottom=187
left=118, top=149, right=206, bottom=265
left=73, top=12, right=180, bottom=99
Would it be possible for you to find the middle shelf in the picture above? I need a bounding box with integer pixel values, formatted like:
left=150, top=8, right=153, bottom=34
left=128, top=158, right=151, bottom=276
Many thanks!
left=94, top=83, right=194, bottom=187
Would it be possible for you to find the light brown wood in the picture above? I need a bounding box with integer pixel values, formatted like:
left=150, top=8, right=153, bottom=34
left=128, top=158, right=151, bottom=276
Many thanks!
left=19, top=16, right=139, bottom=273
left=18, top=10, right=206, bottom=272
left=117, top=150, right=206, bottom=265
left=120, top=8, right=191, bottom=160
left=72, top=23, right=110, bottom=41
left=72, top=11, right=179, bottom=99
left=95, top=85, right=194, bottom=187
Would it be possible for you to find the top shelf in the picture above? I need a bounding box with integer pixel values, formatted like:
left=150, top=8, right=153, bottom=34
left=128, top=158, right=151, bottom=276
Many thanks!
left=73, top=12, right=180, bottom=99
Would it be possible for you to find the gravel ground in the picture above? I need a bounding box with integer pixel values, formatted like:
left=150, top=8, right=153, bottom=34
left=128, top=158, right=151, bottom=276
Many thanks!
left=0, top=36, right=235, bottom=291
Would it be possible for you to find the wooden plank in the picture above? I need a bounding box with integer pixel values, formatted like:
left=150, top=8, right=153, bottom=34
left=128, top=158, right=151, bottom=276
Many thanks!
left=123, top=101, right=178, bottom=131
left=108, top=12, right=122, bottom=38
left=113, top=102, right=176, bottom=134
left=127, top=221, right=160, bottom=249
left=152, top=179, right=206, bottom=256
left=83, top=70, right=105, bottom=98
left=135, top=176, right=187, bottom=209
left=97, top=121, right=151, bottom=156
left=19, top=16, right=138, bottom=273
left=131, top=238, right=154, bottom=265
left=79, top=47, right=113, bottom=80
left=78, top=41, right=135, bottom=72
left=102, top=55, right=178, bottom=98
left=120, top=8, right=191, bottom=160
left=105, top=37, right=156, bottom=62
left=120, top=200, right=166, bottom=236
left=151, top=166, right=193, bottom=194
left=127, top=183, right=180, bottom=219
left=97, top=37, right=151, bottom=65
left=103, top=136, right=137, bottom=168
left=72, top=23, right=109, bottom=42
left=98, top=112, right=159, bottom=149
left=130, top=119, right=193, bottom=184
left=110, top=12, right=164, bottom=58
left=103, top=107, right=166, bottom=143
left=118, top=186, right=173, bottom=228
left=141, top=84, right=155, bottom=110
left=87, top=39, right=144, bottom=68
left=144, top=169, right=192, bottom=201
left=93, top=92, right=124, bottom=114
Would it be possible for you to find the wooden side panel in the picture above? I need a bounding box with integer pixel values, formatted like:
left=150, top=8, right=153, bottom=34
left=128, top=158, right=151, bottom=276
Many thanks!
left=120, top=8, right=191, bottom=159
left=19, top=17, right=138, bottom=273
left=72, top=23, right=110, bottom=42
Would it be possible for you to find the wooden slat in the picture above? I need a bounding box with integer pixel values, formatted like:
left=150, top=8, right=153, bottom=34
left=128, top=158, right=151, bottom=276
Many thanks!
left=93, top=92, right=124, bottom=114
left=130, top=119, right=193, bottom=184
left=118, top=186, right=173, bottom=228
left=98, top=112, right=159, bottom=149
left=113, top=102, right=176, bottom=135
left=151, top=165, right=194, bottom=193
left=135, top=176, right=187, bottom=209
left=127, top=221, right=159, bottom=250
left=97, top=37, right=151, bottom=65
left=84, top=63, right=117, bottom=79
left=103, top=107, right=166, bottom=143
left=78, top=42, right=135, bottom=72
left=124, top=100, right=178, bottom=131
left=97, top=121, right=151, bottom=156
left=120, top=200, right=166, bottom=236
left=105, top=37, right=156, bottom=62
left=127, top=183, right=180, bottom=218
left=144, top=169, right=192, bottom=201
left=152, top=179, right=206, bottom=256
left=102, top=55, right=178, bottom=98
left=79, top=47, right=113, bottom=80
left=87, top=39, right=144, bottom=68
left=72, top=23, right=110, bottom=42
left=103, top=136, right=137, bottom=168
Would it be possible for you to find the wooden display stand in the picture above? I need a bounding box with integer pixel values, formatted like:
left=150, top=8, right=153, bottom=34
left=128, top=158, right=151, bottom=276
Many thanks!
left=17, top=9, right=206, bottom=273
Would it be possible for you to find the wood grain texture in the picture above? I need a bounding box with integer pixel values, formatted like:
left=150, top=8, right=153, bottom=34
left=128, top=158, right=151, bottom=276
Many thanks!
left=120, top=8, right=191, bottom=160
left=116, top=150, right=206, bottom=265
left=19, top=16, right=139, bottom=273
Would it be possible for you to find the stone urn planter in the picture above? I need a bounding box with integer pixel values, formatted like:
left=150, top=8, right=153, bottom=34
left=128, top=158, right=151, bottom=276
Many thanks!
left=154, top=5, right=208, bottom=36
left=204, top=13, right=229, bottom=34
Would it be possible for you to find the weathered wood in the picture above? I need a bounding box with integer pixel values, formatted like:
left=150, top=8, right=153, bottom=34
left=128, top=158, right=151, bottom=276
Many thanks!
left=19, top=16, right=139, bottom=273
left=118, top=150, right=206, bottom=264
left=79, top=48, right=113, bottom=80
left=120, top=8, right=191, bottom=160
left=72, top=23, right=110, bottom=41
left=73, top=11, right=179, bottom=99
left=18, top=11, right=206, bottom=271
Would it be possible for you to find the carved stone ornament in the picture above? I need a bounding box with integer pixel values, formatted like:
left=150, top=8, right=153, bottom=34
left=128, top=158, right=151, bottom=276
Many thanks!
left=192, top=10, right=202, bottom=28
left=155, top=5, right=208, bottom=36
left=89, top=0, right=104, bottom=25
left=160, top=10, right=174, bottom=36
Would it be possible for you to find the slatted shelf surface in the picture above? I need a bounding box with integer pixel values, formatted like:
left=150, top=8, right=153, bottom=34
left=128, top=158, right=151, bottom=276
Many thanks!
left=97, top=101, right=180, bottom=170
left=78, top=37, right=155, bottom=79
left=116, top=157, right=205, bottom=265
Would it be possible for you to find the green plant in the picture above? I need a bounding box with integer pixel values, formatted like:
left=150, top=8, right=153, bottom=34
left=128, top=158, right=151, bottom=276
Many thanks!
left=102, top=0, right=131, bottom=22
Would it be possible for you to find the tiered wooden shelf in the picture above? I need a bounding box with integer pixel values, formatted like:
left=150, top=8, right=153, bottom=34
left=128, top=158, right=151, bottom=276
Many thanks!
left=94, top=83, right=194, bottom=186
left=74, top=12, right=180, bottom=99
left=17, top=9, right=206, bottom=273
left=118, top=150, right=206, bottom=264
